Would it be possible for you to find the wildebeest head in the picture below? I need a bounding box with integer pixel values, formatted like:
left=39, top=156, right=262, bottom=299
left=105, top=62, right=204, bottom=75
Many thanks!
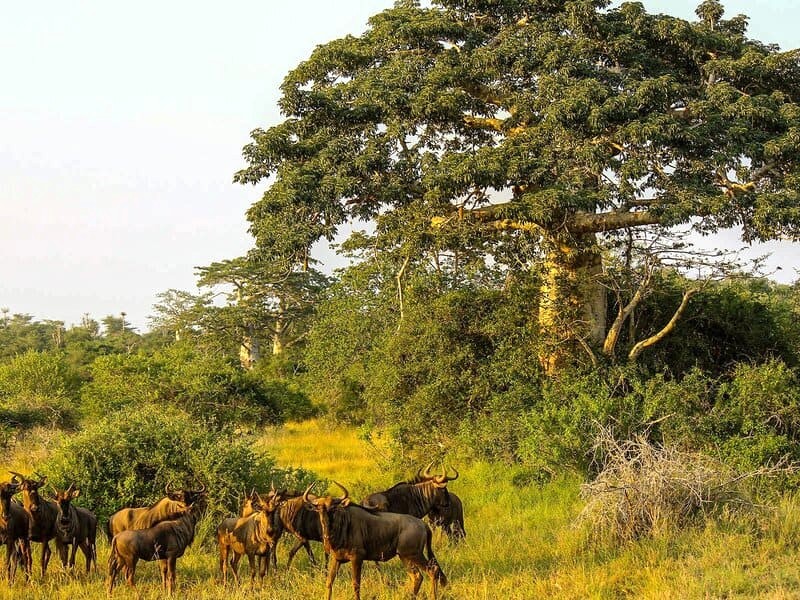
left=303, top=480, right=350, bottom=547
left=52, top=483, right=80, bottom=530
left=303, top=481, right=350, bottom=512
left=165, top=481, right=208, bottom=506
left=9, top=472, right=47, bottom=514
left=0, top=476, right=21, bottom=517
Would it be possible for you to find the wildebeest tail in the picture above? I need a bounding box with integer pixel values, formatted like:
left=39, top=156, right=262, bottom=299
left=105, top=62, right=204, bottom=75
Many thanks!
left=425, top=525, right=448, bottom=587
left=104, top=518, right=113, bottom=543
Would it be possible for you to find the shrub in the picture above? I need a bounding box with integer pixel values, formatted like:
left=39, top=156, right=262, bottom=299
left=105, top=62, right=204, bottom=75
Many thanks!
left=579, top=430, right=768, bottom=543
left=42, top=405, right=315, bottom=524
left=0, top=351, right=79, bottom=429
left=80, top=344, right=286, bottom=427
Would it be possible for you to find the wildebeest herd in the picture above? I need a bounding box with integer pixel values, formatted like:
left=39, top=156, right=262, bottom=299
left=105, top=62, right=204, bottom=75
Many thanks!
left=0, top=464, right=464, bottom=599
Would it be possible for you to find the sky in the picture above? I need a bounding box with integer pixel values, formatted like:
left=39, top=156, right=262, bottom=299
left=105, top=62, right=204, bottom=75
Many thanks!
left=2, top=0, right=799, bottom=332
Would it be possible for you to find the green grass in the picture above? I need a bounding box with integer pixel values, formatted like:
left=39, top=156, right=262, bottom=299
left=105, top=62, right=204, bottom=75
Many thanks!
left=2, top=420, right=800, bottom=599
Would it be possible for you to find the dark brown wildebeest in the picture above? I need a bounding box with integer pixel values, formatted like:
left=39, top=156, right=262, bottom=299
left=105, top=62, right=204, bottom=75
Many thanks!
left=52, top=483, right=98, bottom=572
left=106, top=499, right=204, bottom=596
left=304, top=482, right=447, bottom=600
left=0, top=477, right=31, bottom=581
left=10, top=471, right=65, bottom=577
left=106, top=482, right=207, bottom=540
left=217, top=492, right=282, bottom=585
left=272, top=489, right=323, bottom=567
left=361, top=464, right=458, bottom=519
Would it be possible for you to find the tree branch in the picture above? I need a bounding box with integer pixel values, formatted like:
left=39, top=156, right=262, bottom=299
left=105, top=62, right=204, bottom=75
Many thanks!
left=628, top=288, right=699, bottom=362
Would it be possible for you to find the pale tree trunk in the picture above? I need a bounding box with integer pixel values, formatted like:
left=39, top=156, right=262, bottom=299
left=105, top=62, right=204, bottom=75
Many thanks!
left=272, top=320, right=285, bottom=355
left=272, top=299, right=288, bottom=355
left=538, top=234, right=606, bottom=376
left=239, top=325, right=261, bottom=369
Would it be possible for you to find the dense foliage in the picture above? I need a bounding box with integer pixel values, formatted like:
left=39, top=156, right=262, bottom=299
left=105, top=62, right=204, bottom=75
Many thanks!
left=42, top=405, right=315, bottom=523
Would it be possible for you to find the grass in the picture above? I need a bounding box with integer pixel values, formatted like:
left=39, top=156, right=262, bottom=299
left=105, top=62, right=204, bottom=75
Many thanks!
left=2, top=419, right=800, bottom=599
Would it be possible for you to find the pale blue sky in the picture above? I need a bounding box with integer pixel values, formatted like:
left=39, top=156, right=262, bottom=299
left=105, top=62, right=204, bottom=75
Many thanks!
left=2, top=1, right=799, bottom=331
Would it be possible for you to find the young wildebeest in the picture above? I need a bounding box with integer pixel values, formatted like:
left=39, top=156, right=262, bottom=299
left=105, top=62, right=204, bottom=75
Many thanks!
left=361, top=464, right=458, bottom=520
left=107, top=499, right=204, bottom=596
left=217, top=492, right=282, bottom=585
left=106, top=482, right=206, bottom=540
left=216, top=489, right=263, bottom=577
left=52, top=483, right=98, bottom=572
left=10, top=471, right=65, bottom=577
left=305, top=482, right=447, bottom=600
left=0, top=477, right=31, bottom=581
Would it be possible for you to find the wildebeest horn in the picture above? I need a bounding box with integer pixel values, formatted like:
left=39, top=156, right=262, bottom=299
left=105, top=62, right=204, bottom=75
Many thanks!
left=165, top=480, right=174, bottom=494
left=422, top=461, right=435, bottom=479
left=66, top=482, right=75, bottom=494
left=196, top=482, right=207, bottom=494
left=445, top=466, right=459, bottom=481
left=270, top=480, right=276, bottom=493
left=33, top=471, right=47, bottom=484
left=332, top=481, right=350, bottom=501
left=302, top=482, right=317, bottom=504
left=8, top=472, right=24, bottom=484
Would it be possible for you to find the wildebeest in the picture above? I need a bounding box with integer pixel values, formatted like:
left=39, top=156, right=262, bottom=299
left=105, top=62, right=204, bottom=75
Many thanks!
left=272, top=489, right=323, bottom=567
left=106, top=499, right=205, bottom=596
left=217, top=492, right=282, bottom=585
left=0, top=477, right=31, bottom=581
left=216, top=489, right=260, bottom=547
left=52, top=483, right=98, bottom=572
left=106, top=481, right=207, bottom=540
left=10, top=471, right=65, bottom=577
left=304, top=482, right=447, bottom=600
left=427, top=490, right=466, bottom=541
left=361, top=464, right=458, bottom=519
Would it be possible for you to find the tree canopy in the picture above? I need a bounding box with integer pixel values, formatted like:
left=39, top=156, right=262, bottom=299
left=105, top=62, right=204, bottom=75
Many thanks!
left=237, top=0, right=800, bottom=372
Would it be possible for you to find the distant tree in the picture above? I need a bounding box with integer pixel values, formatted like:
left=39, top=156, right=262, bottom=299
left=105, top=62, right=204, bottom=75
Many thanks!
left=196, top=258, right=330, bottom=368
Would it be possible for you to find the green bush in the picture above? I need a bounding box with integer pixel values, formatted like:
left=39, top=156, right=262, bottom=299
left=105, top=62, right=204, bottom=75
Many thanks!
left=0, top=351, right=79, bottom=429
left=80, top=344, right=285, bottom=427
left=42, top=405, right=315, bottom=524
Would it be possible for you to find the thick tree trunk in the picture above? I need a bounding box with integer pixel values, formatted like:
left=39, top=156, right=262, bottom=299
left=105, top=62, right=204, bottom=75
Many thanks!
left=538, top=234, right=606, bottom=376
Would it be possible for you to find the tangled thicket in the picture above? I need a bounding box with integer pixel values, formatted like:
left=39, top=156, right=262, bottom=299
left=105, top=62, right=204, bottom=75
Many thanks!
left=578, top=429, right=787, bottom=542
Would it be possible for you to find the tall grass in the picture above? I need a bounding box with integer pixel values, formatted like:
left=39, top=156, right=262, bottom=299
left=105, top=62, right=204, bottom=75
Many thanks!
left=2, top=420, right=800, bottom=599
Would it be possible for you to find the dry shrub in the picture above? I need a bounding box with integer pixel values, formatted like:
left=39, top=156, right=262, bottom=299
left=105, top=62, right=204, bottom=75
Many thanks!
left=578, top=428, right=785, bottom=542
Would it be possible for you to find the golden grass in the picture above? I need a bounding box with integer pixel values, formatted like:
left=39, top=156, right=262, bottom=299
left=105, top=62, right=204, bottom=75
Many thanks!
left=1, top=420, right=800, bottom=599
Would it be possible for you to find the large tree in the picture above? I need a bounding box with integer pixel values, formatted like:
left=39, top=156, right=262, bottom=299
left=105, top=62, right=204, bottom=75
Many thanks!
left=236, top=0, right=800, bottom=373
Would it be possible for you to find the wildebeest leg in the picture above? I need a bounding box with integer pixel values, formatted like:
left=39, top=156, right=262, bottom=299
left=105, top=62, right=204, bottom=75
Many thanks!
left=219, top=543, right=229, bottom=584
left=287, top=537, right=315, bottom=567
left=22, top=539, right=32, bottom=579
left=166, top=556, right=177, bottom=596
left=258, top=552, right=268, bottom=581
left=230, top=551, right=242, bottom=585
left=40, top=539, right=51, bottom=576
left=68, top=539, right=79, bottom=568
left=270, top=542, right=278, bottom=570
left=106, top=542, right=119, bottom=594
left=247, top=553, right=256, bottom=586
left=159, top=559, right=168, bottom=590
left=351, top=558, right=364, bottom=600
left=5, top=541, right=15, bottom=582
left=325, top=558, right=340, bottom=600
left=78, top=541, right=92, bottom=573
left=125, top=558, right=138, bottom=589
left=401, top=558, right=425, bottom=597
